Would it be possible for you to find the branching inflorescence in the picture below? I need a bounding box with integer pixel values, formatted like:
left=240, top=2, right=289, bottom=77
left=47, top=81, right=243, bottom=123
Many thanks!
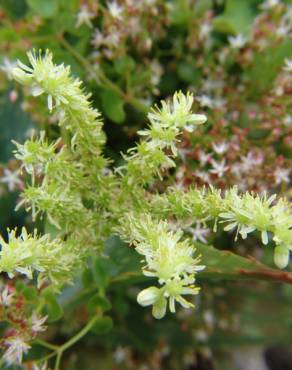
left=0, top=50, right=291, bottom=324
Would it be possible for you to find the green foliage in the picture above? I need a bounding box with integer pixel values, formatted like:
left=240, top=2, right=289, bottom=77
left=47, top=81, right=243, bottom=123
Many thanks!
left=0, top=94, right=35, bottom=162
left=0, top=1, right=292, bottom=368
left=0, top=51, right=290, bottom=320
left=27, top=0, right=59, bottom=18
left=213, top=0, right=256, bottom=35
left=101, top=89, right=125, bottom=124
left=248, top=39, right=292, bottom=93
left=42, top=287, right=64, bottom=322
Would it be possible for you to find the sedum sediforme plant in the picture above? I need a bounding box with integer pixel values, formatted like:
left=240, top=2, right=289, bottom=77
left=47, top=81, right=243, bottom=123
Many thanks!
left=0, top=49, right=291, bottom=329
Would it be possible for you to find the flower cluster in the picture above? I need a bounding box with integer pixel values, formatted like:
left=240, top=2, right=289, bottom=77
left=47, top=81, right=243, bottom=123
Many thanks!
left=0, top=51, right=290, bottom=328
left=176, top=1, right=292, bottom=193
left=87, top=0, right=168, bottom=94
left=120, top=92, right=206, bottom=185
left=0, top=228, right=75, bottom=287
left=151, top=186, right=292, bottom=268
left=119, top=214, right=204, bottom=318
left=0, top=284, right=47, bottom=366
left=0, top=1, right=291, bottom=368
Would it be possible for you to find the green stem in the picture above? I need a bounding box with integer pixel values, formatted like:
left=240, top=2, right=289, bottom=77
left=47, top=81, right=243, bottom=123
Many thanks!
left=31, top=315, right=100, bottom=369
left=53, top=314, right=100, bottom=370
left=36, top=339, right=59, bottom=351
left=54, top=351, right=62, bottom=370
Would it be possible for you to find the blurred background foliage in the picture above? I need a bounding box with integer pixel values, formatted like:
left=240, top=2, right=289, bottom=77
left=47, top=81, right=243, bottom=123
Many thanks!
left=0, top=0, right=292, bottom=369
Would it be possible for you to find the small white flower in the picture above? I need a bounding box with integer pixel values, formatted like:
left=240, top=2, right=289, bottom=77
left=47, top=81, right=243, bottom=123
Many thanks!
left=196, top=94, right=214, bottom=108
left=228, top=34, right=247, bottom=49
left=113, top=346, right=127, bottom=363
left=210, top=159, right=228, bottom=178
left=195, top=329, right=208, bottom=342
left=178, top=149, right=191, bottom=164
left=31, top=313, right=47, bottom=333
left=202, top=78, right=223, bottom=92
left=150, top=60, right=163, bottom=86
left=203, top=310, right=215, bottom=326
left=212, top=141, right=229, bottom=155
left=230, top=163, right=243, bottom=178
left=187, top=224, right=210, bottom=244
left=240, top=155, right=252, bottom=171
left=107, top=1, right=124, bottom=20
left=276, top=24, right=291, bottom=37
left=91, top=28, right=104, bottom=48
left=283, top=58, right=292, bottom=72
left=274, top=168, right=290, bottom=185
left=33, top=363, right=47, bottom=370
left=213, top=98, right=226, bottom=109
left=0, top=58, right=18, bottom=80
left=274, top=85, right=284, bottom=96
left=240, top=152, right=259, bottom=172
left=3, top=337, right=31, bottom=365
left=198, top=151, right=212, bottom=166
left=195, top=171, right=211, bottom=184
left=104, top=29, right=121, bottom=48
left=0, top=168, right=22, bottom=192
left=260, top=0, right=280, bottom=10
left=75, top=5, right=95, bottom=28
left=283, top=114, right=292, bottom=127
left=0, top=286, right=14, bottom=306
left=199, top=23, right=212, bottom=40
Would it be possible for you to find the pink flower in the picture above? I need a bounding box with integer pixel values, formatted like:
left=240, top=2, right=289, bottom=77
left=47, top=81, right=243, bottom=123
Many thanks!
left=274, top=168, right=290, bottom=185
left=31, top=313, right=48, bottom=333
left=0, top=286, right=14, bottom=306
left=198, top=151, right=212, bottom=166
left=212, top=142, right=229, bottom=155
left=3, top=336, right=31, bottom=365
left=209, top=159, right=228, bottom=178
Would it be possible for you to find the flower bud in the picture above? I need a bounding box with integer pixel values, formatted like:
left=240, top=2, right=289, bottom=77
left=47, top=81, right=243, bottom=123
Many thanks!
left=152, top=296, right=167, bottom=319
left=137, top=286, right=160, bottom=307
left=274, top=245, right=289, bottom=269
left=190, top=113, right=207, bottom=125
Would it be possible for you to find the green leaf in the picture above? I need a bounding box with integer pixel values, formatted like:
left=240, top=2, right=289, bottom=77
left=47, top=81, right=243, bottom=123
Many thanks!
left=101, top=89, right=125, bottom=124
left=44, top=218, right=60, bottom=238
left=41, top=287, right=64, bottom=322
left=247, top=40, right=292, bottom=94
left=0, top=93, right=35, bottom=162
left=92, top=258, right=109, bottom=290
left=177, top=62, right=200, bottom=84
left=114, top=56, right=135, bottom=75
left=193, top=0, right=212, bottom=16
left=90, top=316, right=113, bottom=334
left=82, top=268, right=94, bottom=288
left=1, top=0, right=27, bottom=20
left=213, top=0, right=255, bottom=35
left=87, top=294, right=111, bottom=315
left=196, top=243, right=286, bottom=283
left=105, top=235, right=141, bottom=275
left=248, top=129, right=271, bottom=140
left=27, top=0, right=59, bottom=18
left=170, top=0, right=192, bottom=26
left=15, top=282, right=37, bottom=300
